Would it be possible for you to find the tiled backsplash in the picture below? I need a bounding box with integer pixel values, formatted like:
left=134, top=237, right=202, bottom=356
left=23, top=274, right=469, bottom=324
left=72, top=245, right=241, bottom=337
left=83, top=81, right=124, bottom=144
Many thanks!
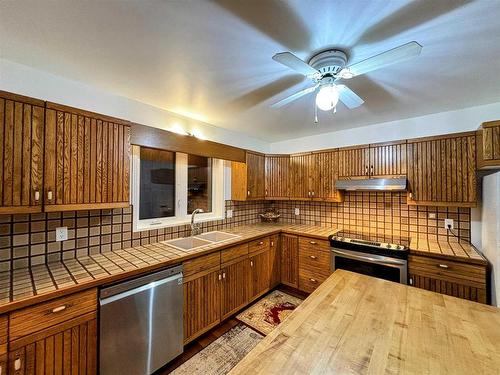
left=0, top=192, right=471, bottom=271
left=272, top=192, right=471, bottom=243
left=0, top=200, right=267, bottom=271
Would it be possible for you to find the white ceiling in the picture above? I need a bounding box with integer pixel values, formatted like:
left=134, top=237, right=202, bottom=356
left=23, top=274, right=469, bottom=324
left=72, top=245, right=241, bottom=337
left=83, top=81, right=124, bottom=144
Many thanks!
left=2, top=0, right=500, bottom=142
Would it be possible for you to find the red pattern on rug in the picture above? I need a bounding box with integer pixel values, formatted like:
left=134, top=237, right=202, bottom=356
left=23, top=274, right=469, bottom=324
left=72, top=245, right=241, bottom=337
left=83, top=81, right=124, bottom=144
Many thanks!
left=264, top=302, right=297, bottom=326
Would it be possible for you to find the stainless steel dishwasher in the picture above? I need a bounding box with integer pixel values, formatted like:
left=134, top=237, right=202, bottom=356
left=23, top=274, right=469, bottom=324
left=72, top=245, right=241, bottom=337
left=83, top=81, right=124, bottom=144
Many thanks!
left=99, top=265, right=183, bottom=375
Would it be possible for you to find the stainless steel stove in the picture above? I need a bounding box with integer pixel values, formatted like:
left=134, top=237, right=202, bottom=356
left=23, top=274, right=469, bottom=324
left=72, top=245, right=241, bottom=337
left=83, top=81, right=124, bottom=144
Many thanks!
left=329, top=231, right=409, bottom=284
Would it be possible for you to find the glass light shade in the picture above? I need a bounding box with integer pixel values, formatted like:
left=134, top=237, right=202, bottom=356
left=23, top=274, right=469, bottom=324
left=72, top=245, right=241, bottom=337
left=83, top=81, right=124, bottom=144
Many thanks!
left=315, top=85, right=339, bottom=111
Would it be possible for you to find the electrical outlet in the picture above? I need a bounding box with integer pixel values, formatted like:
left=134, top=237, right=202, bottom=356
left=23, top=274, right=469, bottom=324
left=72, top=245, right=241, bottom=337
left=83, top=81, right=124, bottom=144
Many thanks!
left=294, top=208, right=300, bottom=216
left=56, top=227, right=68, bottom=242
left=444, top=219, right=454, bottom=230
left=226, top=209, right=233, bottom=219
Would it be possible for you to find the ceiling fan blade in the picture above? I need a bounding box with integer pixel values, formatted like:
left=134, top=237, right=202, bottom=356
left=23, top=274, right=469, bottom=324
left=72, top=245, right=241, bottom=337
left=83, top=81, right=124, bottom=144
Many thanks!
left=271, top=84, right=319, bottom=108
left=337, top=85, right=364, bottom=109
left=346, top=41, right=422, bottom=77
left=272, top=52, right=320, bottom=77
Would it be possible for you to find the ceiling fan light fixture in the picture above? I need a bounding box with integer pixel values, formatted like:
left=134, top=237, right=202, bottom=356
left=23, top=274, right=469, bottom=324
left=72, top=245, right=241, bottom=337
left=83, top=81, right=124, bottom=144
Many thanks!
left=316, top=85, right=339, bottom=111
left=339, top=68, right=353, bottom=79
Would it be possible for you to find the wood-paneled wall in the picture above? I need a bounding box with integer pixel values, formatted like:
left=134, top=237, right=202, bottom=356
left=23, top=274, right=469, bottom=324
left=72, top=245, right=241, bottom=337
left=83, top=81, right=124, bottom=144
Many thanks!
left=0, top=92, right=45, bottom=214
left=407, top=133, right=476, bottom=206
left=44, top=103, right=131, bottom=211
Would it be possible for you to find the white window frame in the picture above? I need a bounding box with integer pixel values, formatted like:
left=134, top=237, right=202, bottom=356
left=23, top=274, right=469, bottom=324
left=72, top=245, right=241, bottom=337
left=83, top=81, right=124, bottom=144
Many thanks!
left=131, top=145, right=225, bottom=232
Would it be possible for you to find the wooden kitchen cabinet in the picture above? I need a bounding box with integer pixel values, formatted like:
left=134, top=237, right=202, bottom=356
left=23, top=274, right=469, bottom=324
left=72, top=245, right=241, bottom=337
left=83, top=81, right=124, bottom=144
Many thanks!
left=407, top=133, right=477, bottom=207
left=231, top=151, right=265, bottom=200
left=44, top=102, right=131, bottom=212
left=310, top=151, right=343, bottom=202
left=221, top=245, right=251, bottom=320
left=0, top=91, right=45, bottom=214
left=269, top=235, right=281, bottom=288
left=280, top=234, right=299, bottom=288
left=338, top=145, right=370, bottom=179
left=289, top=153, right=311, bottom=200
left=298, top=237, right=331, bottom=293
left=265, top=155, right=290, bottom=199
left=477, top=120, right=500, bottom=169
left=408, top=255, right=487, bottom=304
left=0, top=315, right=7, bottom=375
left=250, top=248, right=271, bottom=301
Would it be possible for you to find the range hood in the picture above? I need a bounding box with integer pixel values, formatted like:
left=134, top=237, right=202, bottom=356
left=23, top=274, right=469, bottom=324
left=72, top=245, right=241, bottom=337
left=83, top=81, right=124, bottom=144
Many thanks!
left=335, top=178, right=407, bottom=191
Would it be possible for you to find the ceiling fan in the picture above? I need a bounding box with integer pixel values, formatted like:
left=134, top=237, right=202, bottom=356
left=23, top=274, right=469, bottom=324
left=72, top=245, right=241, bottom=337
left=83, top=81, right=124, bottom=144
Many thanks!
left=271, top=41, right=422, bottom=114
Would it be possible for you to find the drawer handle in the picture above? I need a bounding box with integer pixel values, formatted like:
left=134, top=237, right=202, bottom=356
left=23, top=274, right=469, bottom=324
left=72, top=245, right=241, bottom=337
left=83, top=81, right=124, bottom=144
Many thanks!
left=309, top=278, right=317, bottom=283
left=250, top=260, right=254, bottom=267
left=14, top=358, right=21, bottom=371
left=258, top=241, right=264, bottom=245
left=222, top=272, right=226, bottom=279
left=309, top=255, right=317, bottom=260
left=51, top=305, right=68, bottom=313
left=309, top=241, right=317, bottom=245
left=218, top=273, right=222, bottom=281
left=34, top=190, right=40, bottom=203
left=271, top=241, right=274, bottom=247
left=438, top=264, right=449, bottom=269
left=47, top=190, right=53, bottom=203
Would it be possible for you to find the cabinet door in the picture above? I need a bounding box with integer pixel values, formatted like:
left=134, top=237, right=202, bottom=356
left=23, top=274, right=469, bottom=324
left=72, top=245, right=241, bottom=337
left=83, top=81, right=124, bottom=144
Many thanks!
left=0, top=92, right=44, bottom=214
left=280, top=234, right=299, bottom=288
left=289, top=153, right=311, bottom=199
left=250, top=249, right=271, bottom=300
left=183, top=269, right=221, bottom=344
left=338, top=146, right=370, bottom=179
left=246, top=152, right=265, bottom=199
left=9, top=314, right=97, bottom=375
left=269, top=235, right=281, bottom=288
left=311, top=151, right=343, bottom=202
left=0, top=315, right=7, bottom=375
left=477, top=120, right=500, bottom=169
left=265, top=155, right=290, bottom=199
left=221, top=258, right=250, bottom=319
left=44, top=103, right=131, bottom=212
left=407, top=134, right=476, bottom=206
left=368, top=141, right=407, bottom=178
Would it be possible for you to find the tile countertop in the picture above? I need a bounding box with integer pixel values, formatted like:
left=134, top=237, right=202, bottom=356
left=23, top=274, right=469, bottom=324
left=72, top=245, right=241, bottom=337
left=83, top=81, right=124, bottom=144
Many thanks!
left=409, top=237, right=487, bottom=265
left=0, top=224, right=339, bottom=314
left=229, top=270, right=500, bottom=375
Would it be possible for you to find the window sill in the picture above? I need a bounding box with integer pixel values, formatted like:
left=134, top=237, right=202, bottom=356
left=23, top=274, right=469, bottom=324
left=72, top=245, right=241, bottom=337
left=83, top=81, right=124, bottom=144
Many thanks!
left=134, top=213, right=225, bottom=233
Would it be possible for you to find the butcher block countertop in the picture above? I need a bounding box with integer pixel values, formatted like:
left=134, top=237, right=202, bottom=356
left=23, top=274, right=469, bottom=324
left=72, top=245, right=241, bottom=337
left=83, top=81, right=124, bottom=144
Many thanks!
left=0, top=223, right=338, bottom=313
left=230, top=270, right=500, bottom=375
left=409, top=237, right=487, bottom=265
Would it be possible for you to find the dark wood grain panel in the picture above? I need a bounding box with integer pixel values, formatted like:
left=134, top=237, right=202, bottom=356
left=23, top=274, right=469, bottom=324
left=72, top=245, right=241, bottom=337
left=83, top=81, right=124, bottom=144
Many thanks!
left=369, top=141, right=407, bottom=178
left=281, top=234, right=299, bottom=288
left=221, top=258, right=250, bottom=319
left=289, top=153, right=311, bottom=200
left=250, top=249, right=271, bottom=300
left=265, top=155, right=290, bottom=199
left=338, top=145, right=370, bottom=179
left=477, top=120, right=500, bottom=169
left=246, top=152, right=265, bottom=199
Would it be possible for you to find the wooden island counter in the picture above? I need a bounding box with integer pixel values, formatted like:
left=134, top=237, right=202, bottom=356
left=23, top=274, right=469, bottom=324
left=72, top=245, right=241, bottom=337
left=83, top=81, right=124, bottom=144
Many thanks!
left=230, top=270, right=500, bottom=374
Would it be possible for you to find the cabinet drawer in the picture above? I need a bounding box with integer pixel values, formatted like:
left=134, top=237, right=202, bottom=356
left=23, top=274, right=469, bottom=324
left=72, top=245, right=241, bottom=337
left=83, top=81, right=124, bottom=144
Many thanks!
left=183, top=251, right=220, bottom=279
left=409, top=255, right=486, bottom=287
left=299, top=269, right=329, bottom=294
left=221, top=243, right=249, bottom=265
left=299, top=246, right=330, bottom=272
left=298, top=237, right=330, bottom=253
left=9, top=288, right=97, bottom=341
left=249, top=236, right=270, bottom=256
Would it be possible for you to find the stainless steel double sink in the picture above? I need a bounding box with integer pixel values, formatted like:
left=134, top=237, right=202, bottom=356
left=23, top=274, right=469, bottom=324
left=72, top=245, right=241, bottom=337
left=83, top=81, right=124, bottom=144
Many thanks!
left=164, top=231, right=241, bottom=251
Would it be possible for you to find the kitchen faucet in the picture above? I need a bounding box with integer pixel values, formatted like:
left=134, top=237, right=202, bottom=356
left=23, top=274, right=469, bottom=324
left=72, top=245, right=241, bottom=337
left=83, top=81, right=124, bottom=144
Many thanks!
left=191, top=208, right=204, bottom=236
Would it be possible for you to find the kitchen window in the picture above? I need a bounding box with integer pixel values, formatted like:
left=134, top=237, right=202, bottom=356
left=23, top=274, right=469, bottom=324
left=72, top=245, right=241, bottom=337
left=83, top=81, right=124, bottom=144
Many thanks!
left=132, top=146, right=225, bottom=231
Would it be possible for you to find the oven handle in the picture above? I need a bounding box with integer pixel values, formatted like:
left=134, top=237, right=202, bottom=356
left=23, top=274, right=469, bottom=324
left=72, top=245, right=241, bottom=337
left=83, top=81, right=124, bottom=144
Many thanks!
left=331, top=249, right=406, bottom=266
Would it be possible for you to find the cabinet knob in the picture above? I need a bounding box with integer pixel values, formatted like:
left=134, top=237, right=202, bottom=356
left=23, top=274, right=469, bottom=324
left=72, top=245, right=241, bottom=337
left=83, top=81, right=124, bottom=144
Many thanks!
left=271, top=241, right=274, bottom=247
left=51, top=305, right=67, bottom=313
left=250, top=260, right=253, bottom=267
left=47, top=190, right=53, bottom=203
left=265, top=189, right=268, bottom=196
left=309, top=278, right=317, bottom=283
left=34, top=190, right=40, bottom=203
left=218, top=273, right=222, bottom=281
left=370, top=165, right=374, bottom=175
left=311, top=191, right=315, bottom=196
left=222, top=272, right=226, bottom=279
left=259, top=241, right=264, bottom=245
left=309, top=241, right=317, bottom=245
left=309, top=255, right=317, bottom=260
left=247, top=190, right=250, bottom=196
left=365, top=165, right=369, bottom=175
left=438, top=264, right=449, bottom=269
left=308, top=191, right=311, bottom=197
left=14, top=358, right=21, bottom=371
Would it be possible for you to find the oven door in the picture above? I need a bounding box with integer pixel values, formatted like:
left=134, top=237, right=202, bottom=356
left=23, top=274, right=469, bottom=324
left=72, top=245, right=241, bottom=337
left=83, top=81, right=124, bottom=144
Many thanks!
left=331, top=248, right=407, bottom=284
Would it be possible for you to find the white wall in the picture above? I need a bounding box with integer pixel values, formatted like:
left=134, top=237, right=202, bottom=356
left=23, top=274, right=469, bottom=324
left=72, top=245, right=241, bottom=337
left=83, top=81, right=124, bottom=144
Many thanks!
left=270, top=102, right=500, bottom=154
left=479, top=172, right=500, bottom=306
left=0, top=59, right=270, bottom=153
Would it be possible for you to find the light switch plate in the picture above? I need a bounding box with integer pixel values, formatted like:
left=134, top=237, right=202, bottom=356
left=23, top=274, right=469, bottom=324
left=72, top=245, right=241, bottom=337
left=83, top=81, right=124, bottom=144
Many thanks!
left=444, top=219, right=454, bottom=230
left=226, top=209, right=233, bottom=219
left=56, top=227, right=68, bottom=242
left=294, top=208, right=300, bottom=216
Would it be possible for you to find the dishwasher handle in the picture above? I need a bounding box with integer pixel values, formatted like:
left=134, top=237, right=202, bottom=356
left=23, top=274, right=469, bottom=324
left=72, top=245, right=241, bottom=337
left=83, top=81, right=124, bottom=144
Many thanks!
left=100, top=265, right=183, bottom=300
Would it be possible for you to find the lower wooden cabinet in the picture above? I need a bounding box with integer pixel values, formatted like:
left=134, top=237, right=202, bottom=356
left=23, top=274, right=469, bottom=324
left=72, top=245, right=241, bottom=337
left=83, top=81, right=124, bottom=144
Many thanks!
left=9, top=313, right=97, bottom=375
left=298, top=237, right=331, bottom=293
left=221, top=258, right=251, bottom=320
left=281, top=234, right=299, bottom=288
left=183, top=268, right=221, bottom=344
left=0, top=315, right=7, bottom=375
left=269, top=235, right=281, bottom=288
left=250, top=248, right=271, bottom=300
left=409, top=255, right=488, bottom=304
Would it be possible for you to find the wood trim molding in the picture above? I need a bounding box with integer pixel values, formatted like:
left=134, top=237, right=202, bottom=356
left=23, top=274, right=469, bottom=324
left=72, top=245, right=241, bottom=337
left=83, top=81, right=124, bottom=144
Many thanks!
left=131, top=122, right=246, bottom=162
left=0, top=90, right=45, bottom=107
left=44, top=202, right=130, bottom=212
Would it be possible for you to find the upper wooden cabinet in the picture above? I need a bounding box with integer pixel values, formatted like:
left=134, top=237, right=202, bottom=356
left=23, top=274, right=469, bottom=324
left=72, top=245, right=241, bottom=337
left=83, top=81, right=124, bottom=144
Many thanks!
left=0, top=92, right=45, bottom=214
left=477, top=120, right=500, bottom=170
left=265, top=155, right=290, bottom=199
left=289, top=153, right=311, bottom=200
left=231, top=151, right=265, bottom=200
left=407, top=133, right=477, bottom=207
left=44, top=103, right=131, bottom=211
left=338, top=141, right=407, bottom=179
